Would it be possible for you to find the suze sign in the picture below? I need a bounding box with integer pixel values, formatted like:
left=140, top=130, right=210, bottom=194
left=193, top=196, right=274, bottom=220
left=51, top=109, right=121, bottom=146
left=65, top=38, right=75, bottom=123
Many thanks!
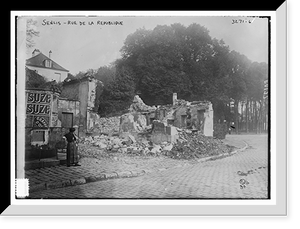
left=26, top=104, right=50, bottom=115
left=26, top=92, right=51, bottom=115
left=27, top=92, right=51, bottom=104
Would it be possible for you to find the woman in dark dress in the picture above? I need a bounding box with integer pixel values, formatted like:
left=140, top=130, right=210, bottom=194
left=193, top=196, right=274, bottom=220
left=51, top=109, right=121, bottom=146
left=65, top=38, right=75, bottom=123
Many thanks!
left=64, top=127, right=80, bottom=167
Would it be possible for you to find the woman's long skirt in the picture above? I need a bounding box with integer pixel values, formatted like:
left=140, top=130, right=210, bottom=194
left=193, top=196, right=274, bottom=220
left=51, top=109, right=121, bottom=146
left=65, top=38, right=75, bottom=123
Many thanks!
left=66, top=142, right=79, bottom=166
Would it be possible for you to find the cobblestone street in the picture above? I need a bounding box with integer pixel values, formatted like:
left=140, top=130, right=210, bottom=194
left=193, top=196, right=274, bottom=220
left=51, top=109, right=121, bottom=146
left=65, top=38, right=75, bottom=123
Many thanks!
left=28, top=134, right=268, bottom=199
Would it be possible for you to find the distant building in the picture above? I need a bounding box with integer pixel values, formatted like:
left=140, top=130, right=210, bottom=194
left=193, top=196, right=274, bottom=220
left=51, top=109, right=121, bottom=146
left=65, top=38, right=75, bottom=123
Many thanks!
left=26, top=49, right=69, bottom=82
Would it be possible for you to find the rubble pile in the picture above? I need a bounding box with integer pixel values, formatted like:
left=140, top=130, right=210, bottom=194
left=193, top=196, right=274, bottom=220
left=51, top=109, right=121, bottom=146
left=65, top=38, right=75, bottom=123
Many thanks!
left=79, top=94, right=226, bottom=161
left=119, top=113, right=150, bottom=133
left=79, top=128, right=231, bottom=161
left=93, top=116, right=120, bottom=134
left=166, top=129, right=232, bottom=160
left=129, top=95, right=156, bottom=113
left=79, top=133, right=174, bottom=159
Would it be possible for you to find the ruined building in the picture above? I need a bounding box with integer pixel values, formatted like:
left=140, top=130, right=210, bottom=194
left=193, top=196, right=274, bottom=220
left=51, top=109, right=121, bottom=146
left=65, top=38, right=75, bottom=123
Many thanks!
left=118, top=93, right=214, bottom=144
left=60, top=74, right=100, bottom=135
left=25, top=73, right=99, bottom=161
left=156, top=93, right=214, bottom=137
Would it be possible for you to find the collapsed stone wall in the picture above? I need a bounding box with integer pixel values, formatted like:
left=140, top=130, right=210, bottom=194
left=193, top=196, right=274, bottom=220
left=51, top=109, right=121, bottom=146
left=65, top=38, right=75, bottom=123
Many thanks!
left=119, top=112, right=148, bottom=133
left=86, top=95, right=153, bottom=136
left=79, top=94, right=222, bottom=160
left=85, top=94, right=213, bottom=138
left=150, top=120, right=179, bottom=144
left=88, top=115, right=120, bottom=135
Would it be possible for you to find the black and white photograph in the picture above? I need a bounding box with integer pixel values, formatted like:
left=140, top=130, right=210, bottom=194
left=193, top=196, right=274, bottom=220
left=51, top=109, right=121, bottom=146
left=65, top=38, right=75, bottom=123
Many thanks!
left=15, top=13, right=271, bottom=200
left=6, top=5, right=290, bottom=218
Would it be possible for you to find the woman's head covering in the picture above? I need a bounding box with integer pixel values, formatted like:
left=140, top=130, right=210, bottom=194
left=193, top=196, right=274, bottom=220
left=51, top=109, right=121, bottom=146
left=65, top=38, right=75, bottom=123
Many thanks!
left=69, top=127, right=76, bottom=132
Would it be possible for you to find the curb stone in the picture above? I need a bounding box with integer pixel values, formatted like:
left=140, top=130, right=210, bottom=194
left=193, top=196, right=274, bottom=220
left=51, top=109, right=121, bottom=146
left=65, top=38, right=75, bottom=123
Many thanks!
left=142, top=169, right=154, bottom=174
left=232, top=140, right=248, bottom=154
left=105, top=172, right=118, bottom=179
left=85, top=176, right=97, bottom=183
left=116, top=171, right=132, bottom=178
left=158, top=168, right=167, bottom=172
left=94, top=173, right=106, bottom=181
left=130, top=170, right=144, bottom=177
left=30, top=170, right=146, bottom=193
left=70, top=178, right=86, bottom=186
left=29, top=141, right=249, bottom=194
left=197, top=140, right=249, bottom=163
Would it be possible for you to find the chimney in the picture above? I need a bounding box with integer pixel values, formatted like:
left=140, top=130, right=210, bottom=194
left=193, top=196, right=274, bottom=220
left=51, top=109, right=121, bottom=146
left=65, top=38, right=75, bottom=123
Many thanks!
left=32, top=49, right=41, bottom=57
left=49, top=50, right=52, bottom=59
left=173, top=93, right=177, bottom=105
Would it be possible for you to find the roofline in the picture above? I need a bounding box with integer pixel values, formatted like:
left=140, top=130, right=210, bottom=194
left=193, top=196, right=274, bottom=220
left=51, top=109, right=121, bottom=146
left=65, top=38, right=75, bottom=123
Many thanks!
left=26, top=52, right=69, bottom=72
left=26, top=64, right=69, bottom=72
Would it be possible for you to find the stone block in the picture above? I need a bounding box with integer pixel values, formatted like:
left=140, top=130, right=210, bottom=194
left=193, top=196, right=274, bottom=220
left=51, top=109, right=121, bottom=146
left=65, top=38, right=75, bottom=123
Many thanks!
left=167, top=134, right=178, bottom=143
left=104, top=172, right=118, bottom=179
left=130, top=170, right=140, bottom=177
left=117, top=171, right=132, bottom=178
left=95, top=173, right=106, bottom=181
left=166, top=126, right=178, bottom=136
left=158, top=168, right=167, bottom=172
left=120, top=113, right=147, bottom=133
left=85, top=176, right=97, bottom=183
left=70, top=178, right=86, bottom=186
left=46, top=181, right=63, bottom=189
left=142, top=169, right=153, bottom=174
left=60, top=179, right=72, bottom=187
left=163, top=144, right=173, bottom=151
left=152, top=120, right=167, bottom=133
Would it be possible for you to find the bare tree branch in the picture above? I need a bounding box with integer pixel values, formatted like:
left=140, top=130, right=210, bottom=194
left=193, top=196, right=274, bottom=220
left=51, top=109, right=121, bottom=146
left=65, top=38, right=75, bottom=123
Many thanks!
left=26, top=19, right=40, bottom=49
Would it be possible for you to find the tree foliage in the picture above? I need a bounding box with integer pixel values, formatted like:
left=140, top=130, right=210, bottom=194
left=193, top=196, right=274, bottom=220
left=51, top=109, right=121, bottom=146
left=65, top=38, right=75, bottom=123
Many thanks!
left=77, top=23, right=268, bottom=126
left=26, top=67, right=63, bottom=93
left=97, top=61, right=135, bottom=116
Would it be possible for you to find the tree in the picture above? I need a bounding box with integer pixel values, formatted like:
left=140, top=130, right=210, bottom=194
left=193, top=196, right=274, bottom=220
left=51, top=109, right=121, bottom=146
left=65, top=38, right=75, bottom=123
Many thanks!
left=63, top=73, right=76, bottom=82
left=26, top=67, right=47, bottom=88
left=244, top=62, right=268, bottom=133
left=26, top=19, right=39, bottom=49
left=218, top=50, right=251, bottom=133
left=97, top=61, right=135, bottom=116
left=91, top=22, right=268, bottom=128
left=73, top=69, right=97, bottom=79
left=120, top=23, right=217, bottom=105
left=94, top=65, right=116, bottom=86
left=26, top=67, right=62, bottom=93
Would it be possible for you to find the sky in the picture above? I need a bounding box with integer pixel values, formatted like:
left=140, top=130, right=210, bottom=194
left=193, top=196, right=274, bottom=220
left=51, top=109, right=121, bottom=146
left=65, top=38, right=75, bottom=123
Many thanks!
left=22, top=15, right=269, bottom=75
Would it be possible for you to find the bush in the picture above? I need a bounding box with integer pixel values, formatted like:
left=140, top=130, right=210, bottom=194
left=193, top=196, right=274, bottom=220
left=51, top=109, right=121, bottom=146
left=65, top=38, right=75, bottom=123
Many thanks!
left=213, top=123, right=228, bottom=139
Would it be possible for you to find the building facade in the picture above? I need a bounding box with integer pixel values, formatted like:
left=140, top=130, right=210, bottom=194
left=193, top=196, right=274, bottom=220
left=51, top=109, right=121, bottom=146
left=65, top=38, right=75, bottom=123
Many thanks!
left=26, top=49, right=69, bottom=82
left=25, top=88, right=80, bottom=160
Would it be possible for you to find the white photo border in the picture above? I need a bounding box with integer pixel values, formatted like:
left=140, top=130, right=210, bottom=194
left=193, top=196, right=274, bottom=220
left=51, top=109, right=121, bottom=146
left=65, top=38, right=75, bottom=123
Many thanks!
left=5, top=3, right=286, bottom=216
